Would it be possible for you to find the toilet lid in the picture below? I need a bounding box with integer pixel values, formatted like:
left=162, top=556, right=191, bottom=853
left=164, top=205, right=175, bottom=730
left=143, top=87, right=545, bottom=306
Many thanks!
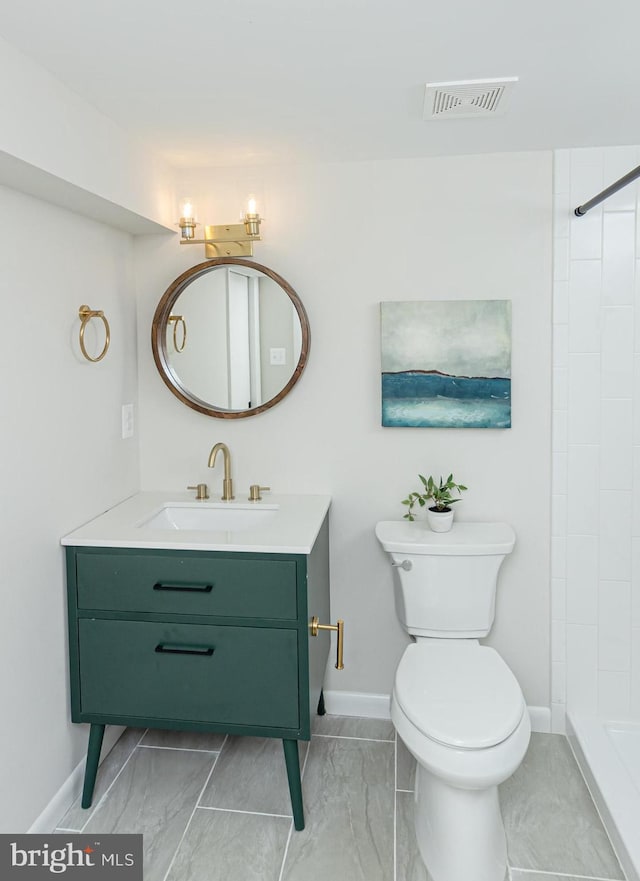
left=394, top=643, right=525, bottom=749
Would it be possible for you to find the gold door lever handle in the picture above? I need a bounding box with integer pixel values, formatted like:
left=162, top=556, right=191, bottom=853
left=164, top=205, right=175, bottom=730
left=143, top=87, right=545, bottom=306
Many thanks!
left=309, top=616, right=344, bottom=670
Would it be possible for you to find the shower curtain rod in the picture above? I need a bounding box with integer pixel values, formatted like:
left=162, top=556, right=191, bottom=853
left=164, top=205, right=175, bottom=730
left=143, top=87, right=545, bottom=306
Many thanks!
left=574, top=163, right=640, bottom=216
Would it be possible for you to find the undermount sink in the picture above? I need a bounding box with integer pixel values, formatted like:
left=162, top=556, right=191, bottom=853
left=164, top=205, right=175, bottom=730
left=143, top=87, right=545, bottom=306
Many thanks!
left=61, top=492, right=331, bottom=553
left=138, top=502, right=279, bottom=532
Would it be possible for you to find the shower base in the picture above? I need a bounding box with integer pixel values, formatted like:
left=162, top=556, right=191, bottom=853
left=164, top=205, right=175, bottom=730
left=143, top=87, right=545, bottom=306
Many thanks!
left=568, top=712, right=640, bottom=881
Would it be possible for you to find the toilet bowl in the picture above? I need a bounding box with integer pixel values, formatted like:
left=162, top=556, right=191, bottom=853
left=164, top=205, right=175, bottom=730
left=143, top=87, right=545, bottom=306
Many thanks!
left=374, top=520, right=530, bottom=881
left=392, top=641, right=530, bottom=881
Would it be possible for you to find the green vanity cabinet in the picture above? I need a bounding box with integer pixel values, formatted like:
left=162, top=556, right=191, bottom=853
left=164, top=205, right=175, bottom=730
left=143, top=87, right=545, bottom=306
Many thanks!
left=64, top=515, right=330, bottom=831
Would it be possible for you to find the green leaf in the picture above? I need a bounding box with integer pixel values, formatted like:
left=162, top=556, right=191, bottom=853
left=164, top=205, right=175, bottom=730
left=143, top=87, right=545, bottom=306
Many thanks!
left=400, top=472, right=468, bottom=520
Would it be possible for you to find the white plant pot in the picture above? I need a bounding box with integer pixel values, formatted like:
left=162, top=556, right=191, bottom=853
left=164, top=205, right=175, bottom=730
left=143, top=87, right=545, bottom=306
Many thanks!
left=426, top=507, right=454, bottom=533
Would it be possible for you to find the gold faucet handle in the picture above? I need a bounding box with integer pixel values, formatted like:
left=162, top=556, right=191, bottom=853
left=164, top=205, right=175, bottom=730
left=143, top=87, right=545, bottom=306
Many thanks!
left=187, top=483, right=209, bottom=500
left=248, top=485, right=271, bottom=501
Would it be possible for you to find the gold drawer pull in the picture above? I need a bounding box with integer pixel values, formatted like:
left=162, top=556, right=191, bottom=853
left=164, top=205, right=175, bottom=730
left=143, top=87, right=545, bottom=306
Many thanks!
left=309, top=616, right=344, bottom=670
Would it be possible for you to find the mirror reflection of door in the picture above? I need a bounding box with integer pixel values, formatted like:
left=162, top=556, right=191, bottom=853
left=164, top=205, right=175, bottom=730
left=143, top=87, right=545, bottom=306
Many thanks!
left=227, top=270, right=261, bottom=409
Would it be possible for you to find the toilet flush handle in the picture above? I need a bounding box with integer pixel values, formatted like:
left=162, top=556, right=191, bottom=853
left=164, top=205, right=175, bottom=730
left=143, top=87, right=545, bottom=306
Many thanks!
left=391, top=559, right=412, bottom=571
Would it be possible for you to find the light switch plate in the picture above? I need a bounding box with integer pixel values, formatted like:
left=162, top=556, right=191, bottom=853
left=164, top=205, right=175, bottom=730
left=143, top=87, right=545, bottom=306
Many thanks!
left=270, top=347, right=286, bottom=366
left=121, top=403, right=134, bottom=439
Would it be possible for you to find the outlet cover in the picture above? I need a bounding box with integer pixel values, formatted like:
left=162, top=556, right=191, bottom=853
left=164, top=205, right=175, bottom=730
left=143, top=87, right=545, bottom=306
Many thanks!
left=121, top=403, right=134, bottom=439
left=270, top=347, right=286, bottom=366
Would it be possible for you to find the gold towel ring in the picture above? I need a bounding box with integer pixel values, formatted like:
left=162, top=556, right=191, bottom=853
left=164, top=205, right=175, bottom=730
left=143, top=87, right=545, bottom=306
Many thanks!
left=78, top=305, right=111, bottom=363
left=168, top=315, right=187, bottom=352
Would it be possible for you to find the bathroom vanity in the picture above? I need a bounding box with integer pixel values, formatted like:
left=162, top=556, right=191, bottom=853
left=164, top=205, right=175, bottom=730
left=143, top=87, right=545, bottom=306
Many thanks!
left=62, top=492, right=332, bottom=830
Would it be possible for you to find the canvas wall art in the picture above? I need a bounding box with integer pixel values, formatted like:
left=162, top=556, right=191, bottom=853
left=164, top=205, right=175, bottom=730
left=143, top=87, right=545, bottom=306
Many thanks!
left=380, top=300, right=511, bottom=428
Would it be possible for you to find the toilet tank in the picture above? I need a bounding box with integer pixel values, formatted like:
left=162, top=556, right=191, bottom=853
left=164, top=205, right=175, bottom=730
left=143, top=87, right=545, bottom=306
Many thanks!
left=374, top=521, right=516, bottom=638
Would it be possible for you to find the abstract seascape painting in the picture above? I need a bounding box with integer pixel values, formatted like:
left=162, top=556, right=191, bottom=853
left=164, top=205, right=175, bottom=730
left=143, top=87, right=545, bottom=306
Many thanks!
left=380, top=300, right=511, bottom=428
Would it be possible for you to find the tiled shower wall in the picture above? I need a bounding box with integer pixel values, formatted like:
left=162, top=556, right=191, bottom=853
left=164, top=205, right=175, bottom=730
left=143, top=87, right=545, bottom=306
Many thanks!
left=552, top=146, right=640, bottom=732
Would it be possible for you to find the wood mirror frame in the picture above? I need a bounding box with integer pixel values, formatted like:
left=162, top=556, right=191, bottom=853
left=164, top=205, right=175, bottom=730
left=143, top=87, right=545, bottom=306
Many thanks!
left=152, top=258, right=310, bottom=419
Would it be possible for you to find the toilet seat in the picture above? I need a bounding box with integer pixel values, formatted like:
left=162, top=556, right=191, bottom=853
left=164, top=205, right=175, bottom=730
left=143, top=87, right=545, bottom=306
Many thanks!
left=394, top=642, right=525, bottom=750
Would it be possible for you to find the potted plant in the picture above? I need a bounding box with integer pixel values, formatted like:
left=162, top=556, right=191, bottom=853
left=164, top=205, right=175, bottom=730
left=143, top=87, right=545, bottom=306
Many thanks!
left=402, top=473, right=468, bottom=533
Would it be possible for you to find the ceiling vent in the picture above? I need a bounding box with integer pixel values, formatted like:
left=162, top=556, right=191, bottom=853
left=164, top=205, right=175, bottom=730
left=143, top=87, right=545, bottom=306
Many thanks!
left=424, top=77, right=518, bottom=120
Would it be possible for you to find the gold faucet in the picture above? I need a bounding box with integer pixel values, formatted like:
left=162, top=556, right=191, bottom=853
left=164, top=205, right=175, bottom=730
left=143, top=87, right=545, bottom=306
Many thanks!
left=208, top=442, right=234, bottom=500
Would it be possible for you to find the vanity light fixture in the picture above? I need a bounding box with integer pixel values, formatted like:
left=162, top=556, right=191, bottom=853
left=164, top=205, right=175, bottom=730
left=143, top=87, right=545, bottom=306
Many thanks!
left=177, top=196, right=262, bottom=258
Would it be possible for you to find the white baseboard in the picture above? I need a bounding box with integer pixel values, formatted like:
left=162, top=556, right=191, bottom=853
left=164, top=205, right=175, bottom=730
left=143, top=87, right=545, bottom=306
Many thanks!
left=551, top=702, right=566, bottom=734
left=28, top=726, right=125, bottom=833
left=323, top=691, right=552, bottom=735
left=323, top=690, right=391, bottom=719
left=528, top=705, right=551, bottom=733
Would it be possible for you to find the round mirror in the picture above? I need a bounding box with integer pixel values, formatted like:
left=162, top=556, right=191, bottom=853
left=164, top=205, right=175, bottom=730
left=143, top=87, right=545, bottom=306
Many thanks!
left=152, top=258, right=310, bottom=418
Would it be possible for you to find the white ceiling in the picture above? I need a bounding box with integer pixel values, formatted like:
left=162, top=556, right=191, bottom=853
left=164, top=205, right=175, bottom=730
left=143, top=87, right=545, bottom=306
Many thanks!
left=1, top=0, right=639, bottom=168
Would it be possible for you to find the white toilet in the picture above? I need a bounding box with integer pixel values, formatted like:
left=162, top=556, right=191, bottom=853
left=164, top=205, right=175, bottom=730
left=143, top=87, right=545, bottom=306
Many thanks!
left=375, top=520, right=531, bottom=881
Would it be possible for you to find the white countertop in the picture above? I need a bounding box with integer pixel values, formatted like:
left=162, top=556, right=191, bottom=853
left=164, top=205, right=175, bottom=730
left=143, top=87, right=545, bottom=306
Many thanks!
left=61, top=491, right=331, bottom=554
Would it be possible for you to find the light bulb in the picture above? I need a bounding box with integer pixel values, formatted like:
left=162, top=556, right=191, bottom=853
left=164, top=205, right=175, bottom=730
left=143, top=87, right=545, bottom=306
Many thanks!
left=243, top=194, right=261, bottom=236
left=178, top=198, right=198, bottom=240
left=180, top=199, right=196, bottom=221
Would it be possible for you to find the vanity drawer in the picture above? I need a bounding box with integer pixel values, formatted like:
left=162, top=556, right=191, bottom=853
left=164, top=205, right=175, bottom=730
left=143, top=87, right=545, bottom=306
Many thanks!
left=78, top=619, right=299, bottom=729
left=75, top=551, right=297, bottom=619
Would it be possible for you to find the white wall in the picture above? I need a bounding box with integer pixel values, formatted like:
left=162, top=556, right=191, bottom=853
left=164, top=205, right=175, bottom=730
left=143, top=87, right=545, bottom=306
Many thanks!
left=552, top=146, right=640, bottom=730
left=0, top=34, right=174, bottom=232
left=136, top=151, right=553, bottom=708
left=0, top=33, right=177, bottom=828
left=0, top=37, right=178, bottom=830
left=0, top=185, right=139, bottom=831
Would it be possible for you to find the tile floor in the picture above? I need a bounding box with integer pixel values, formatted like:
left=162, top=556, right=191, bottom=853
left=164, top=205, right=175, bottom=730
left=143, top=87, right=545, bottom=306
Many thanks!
left=54, top=716, right=625, bottom=881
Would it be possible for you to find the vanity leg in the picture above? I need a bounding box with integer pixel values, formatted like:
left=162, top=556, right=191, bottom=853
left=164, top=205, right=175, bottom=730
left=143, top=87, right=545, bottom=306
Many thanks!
left=282, top=739, right=305, bottom=831
left=317, top=690, right=326, bottom=716
left=81, top=723, right=105, bottom=809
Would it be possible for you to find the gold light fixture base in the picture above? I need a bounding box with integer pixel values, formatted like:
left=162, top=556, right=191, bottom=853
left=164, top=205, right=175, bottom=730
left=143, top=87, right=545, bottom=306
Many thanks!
left=179, top=223, right=262, bottom=259
left=205, top=224, right=259, bottom=258
left=205, top=242, right=254, bottom=258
